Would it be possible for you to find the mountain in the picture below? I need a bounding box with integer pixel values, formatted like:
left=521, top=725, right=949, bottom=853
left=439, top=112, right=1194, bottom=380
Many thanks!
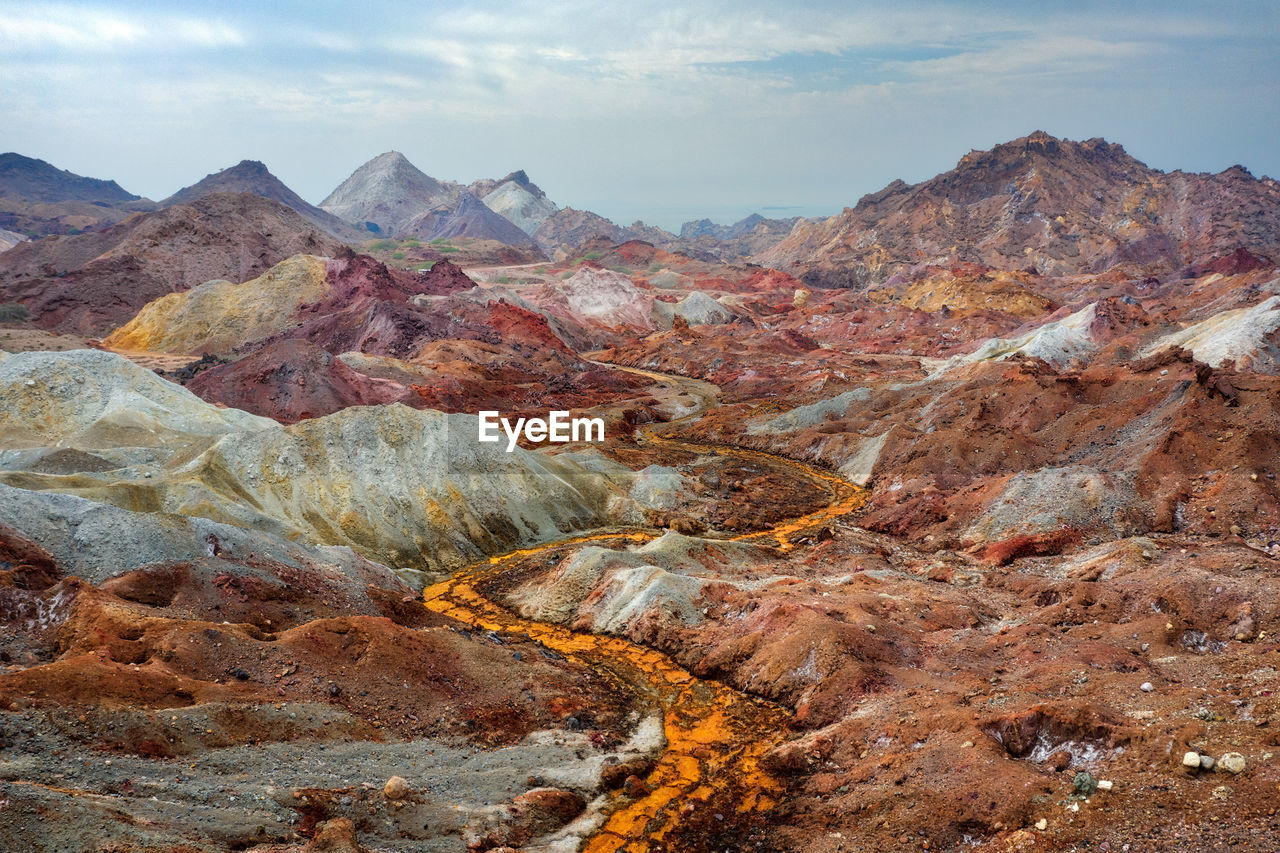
left=0, top=153, right=154, bottom=237
left=162, top=159, right=368, bottom=242
left=0, top=193, right=343, bottom=334
left=758, top=131, right=1280, bottom=287
left=476, top=170, right=559, bottom=235
left=533, top=207, right=636, bottom=258
left=675, top=213, right=801, bottom=260
left=399, top=191, right=542, bottom=251
left=0, top=153, right=139, bottom=204
left=319, top=151, right=460, bottom=236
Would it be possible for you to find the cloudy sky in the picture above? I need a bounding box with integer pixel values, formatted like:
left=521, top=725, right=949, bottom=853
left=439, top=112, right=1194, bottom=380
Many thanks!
left=2, top=0, right=1277, bottom=230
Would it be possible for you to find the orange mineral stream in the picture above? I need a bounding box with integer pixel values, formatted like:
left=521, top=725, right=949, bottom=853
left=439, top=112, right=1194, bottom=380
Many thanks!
left=423, top=366, right=868, bottom=851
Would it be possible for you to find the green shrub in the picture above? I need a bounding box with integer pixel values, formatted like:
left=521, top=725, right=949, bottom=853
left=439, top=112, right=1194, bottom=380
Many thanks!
left=0, top=302, right=30, bottom=323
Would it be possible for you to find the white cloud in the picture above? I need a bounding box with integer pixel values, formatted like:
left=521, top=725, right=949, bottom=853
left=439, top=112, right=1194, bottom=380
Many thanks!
left=0, top=3, right=245, bottom=52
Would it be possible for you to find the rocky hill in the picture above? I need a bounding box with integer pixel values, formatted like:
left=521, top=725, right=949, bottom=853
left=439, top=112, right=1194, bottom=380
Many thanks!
left=533, top=207, right=638, bottom=258
left=0, top=153, right=153, bottom=237
left=759, top=131, right=1280, bottom=287
left=163, top=160, right=368, bottom=242
left=319, top=150, right=459, bottom=236
left=476, top=170, right=559, bottom=235
left=399, top=191, right=541, bottom=251
left=0, top=193, right=343, bottom=334
left=103, top=250, right=646, bottom=419
left=0, top=349, right=642, bottom=572
left=0, top=153, right=139, bottom=204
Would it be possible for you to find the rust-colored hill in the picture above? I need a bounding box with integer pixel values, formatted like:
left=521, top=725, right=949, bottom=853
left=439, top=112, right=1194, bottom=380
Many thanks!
left=0, top=193, right=343, bottom=334
left=760, top=131, right=1280, bottom=287
left=162, top=159, right=369, bottom=242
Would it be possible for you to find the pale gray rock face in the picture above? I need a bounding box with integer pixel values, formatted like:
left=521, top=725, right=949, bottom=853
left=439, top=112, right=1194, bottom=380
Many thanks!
left=320, top=150, right=461, bottom=237
left=482, top=174, right=559, bottom=235
left=510, top=531, right=771, bottom=633
left=963, top=465, right=1143, bottom=545
left=0, top=482, right=405, bottom=595
left=0, top=226, right=26, bottom=253
left=0, top=351, right=644, bottom=575
left=651, top=291, right=737, bottom=330
left=1140, top=290, right=1280, bottom=373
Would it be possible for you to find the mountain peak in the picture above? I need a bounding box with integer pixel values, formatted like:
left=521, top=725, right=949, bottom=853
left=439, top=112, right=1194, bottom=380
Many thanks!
left=499, top=169, right=532, bottom=188
left=958, top=132, right=1144, bottom=174
left=319, top=151, right=459, bottom=237
left=162, top=160, right=367, bottom=242
left=0, top=152, right=140, bottom=203
left=760, top=131, right=1280, bottom=284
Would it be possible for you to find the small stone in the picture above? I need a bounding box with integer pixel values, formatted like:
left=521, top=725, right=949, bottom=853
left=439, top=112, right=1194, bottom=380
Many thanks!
left=1199, top=754, right=1215, bottom=770
left=232, top=668, right=250, bottom=681
left=310, top=817, right=360, bottom=853
left=383, top=775, right=410, bottom=800
left=1097, top=779, right=1113, bottom=791
left=1230, top=524, right=1242, bottom=536
left=1182, top=751, right=1202, bottom=769
left=1073, top=771, right=1098, bottom=796
left=960, top=740, right=973, bottom=749
left=1218, top=752, right=1246, bottom=774
left=1140, top=682, right=1154, bottom=692
left=1035, top=818, right=1048, bottom=831
left=622, top=774, right=649, bottom=798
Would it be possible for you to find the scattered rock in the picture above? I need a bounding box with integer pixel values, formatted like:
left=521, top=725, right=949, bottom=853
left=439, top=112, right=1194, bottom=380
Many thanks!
left=1218, top=752, right=1247, bottom=775
left=1073, top=771, right=1098, bottom=796
left=623, top=774, right=650, bottom=798
left=383, top=775, right=410, bottom=800
left=1140, top=682, right=1154, bottom=692
left=1182, top=751, right=1203, bottom=770
left=308, top=817, right=363, bottom=853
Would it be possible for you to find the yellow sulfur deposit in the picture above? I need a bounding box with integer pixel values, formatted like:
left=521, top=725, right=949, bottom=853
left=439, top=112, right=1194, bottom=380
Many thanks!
left=104, top=254, right=331, bottom=355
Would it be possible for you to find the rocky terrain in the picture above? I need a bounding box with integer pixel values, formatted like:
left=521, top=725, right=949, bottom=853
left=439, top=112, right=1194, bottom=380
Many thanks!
left=0, top=152, right=154, bottom=238
left=320, top=151, right=461, bottom=237
left=0, top=228, right=25, bottom=253
left=476, top=171, right=559, bottom=236
left=760, top=131, right=1280, bottom=288
left=162, top=160, right=370, bottom=243
left=103, top=250, right=649, bottom=420
left=2, top=132, right=1280, bottom=852
left=0, top=193, right=343, bottom=334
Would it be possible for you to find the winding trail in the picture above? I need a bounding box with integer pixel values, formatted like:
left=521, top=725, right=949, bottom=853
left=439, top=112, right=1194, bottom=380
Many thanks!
left=422, top=364, right=868, bottom=851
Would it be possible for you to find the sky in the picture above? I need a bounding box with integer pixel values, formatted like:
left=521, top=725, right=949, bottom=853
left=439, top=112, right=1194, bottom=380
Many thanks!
left=2, top=0, right=1278, bottom=231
